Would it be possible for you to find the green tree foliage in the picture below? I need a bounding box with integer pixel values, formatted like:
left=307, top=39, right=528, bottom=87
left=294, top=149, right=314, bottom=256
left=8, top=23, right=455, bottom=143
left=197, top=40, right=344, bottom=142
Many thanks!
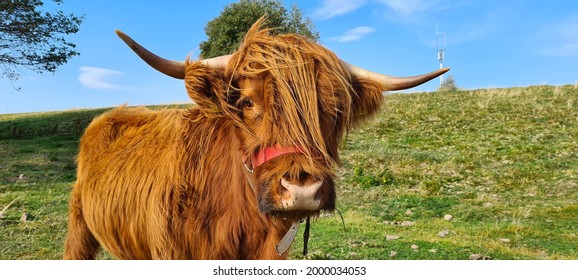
left=439, top=74, right=458, bottom=92
left=0, top=0, right=83, bottom=84
left=200, top=0, right=319, bottom=58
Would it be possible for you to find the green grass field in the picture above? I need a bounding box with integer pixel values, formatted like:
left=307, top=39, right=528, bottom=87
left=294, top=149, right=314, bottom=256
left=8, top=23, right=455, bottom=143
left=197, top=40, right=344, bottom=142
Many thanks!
left=1, top=86, right=576, bottom=260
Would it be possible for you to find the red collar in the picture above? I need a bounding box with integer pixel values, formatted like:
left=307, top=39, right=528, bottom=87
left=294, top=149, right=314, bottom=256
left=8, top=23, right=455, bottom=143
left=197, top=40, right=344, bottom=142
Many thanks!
left=243, top=144, right=305, bottom=171
left=252, top=144, right=305, bottom=168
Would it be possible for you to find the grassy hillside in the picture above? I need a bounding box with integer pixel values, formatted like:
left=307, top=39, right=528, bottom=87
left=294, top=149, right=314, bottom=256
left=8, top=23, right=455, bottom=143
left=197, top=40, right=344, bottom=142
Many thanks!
left=1, top=86, right=576, bottom=259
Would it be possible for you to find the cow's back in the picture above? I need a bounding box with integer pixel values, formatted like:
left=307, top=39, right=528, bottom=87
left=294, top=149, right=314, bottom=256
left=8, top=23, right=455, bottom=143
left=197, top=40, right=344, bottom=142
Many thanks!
left=74, top=106, right=184, bottom=259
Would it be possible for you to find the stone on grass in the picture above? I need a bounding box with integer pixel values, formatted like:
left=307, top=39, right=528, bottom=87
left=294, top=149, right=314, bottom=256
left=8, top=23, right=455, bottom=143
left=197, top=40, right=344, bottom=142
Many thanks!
left=469, top=254, right=491, bottom=260
left=438, top=229, right=450, bottom=237
left=20, top=212, right=31, bottom=222
left=401, top=221, right=414, bottom=227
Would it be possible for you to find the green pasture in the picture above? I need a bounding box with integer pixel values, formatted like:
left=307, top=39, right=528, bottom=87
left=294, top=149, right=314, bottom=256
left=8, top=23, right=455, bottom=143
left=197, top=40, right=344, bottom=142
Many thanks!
left=1, top=86, right=576, bottom=259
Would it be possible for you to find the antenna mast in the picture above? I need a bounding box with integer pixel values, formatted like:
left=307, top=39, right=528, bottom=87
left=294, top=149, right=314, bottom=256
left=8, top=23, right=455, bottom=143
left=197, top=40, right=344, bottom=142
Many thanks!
left=436, top=22, right=446, bottom=87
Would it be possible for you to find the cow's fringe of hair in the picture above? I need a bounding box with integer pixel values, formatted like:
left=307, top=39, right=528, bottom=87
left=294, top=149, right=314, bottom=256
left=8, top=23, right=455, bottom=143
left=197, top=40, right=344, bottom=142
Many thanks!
left=226, top=18, right=361, bottom=165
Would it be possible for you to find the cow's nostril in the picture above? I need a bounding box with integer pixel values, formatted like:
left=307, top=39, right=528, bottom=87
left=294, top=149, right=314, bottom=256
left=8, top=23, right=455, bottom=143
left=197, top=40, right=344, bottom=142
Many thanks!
left=283, top=171, right=317, bottom=187
left=298, top=171, right=309, bottom=182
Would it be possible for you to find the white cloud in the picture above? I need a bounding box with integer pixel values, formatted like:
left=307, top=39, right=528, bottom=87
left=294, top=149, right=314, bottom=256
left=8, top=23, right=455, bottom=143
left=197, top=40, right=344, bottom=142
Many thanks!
left=313, top=0, right=367, bottom=20
left=78, top=66, right=127, bottom=90
left=536, top=14, right=578, bottom=57
left=329, top=26, right=377, bottom=42
left=539, top=42, right=578, bottom=57
left=376, top=0, right=452, bottom=24
left=377, top=0, right=437, bottom=16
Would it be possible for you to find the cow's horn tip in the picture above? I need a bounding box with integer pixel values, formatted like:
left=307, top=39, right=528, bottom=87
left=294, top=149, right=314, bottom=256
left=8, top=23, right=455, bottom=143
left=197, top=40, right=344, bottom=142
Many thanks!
left=115, top=29, right=124, bottom=37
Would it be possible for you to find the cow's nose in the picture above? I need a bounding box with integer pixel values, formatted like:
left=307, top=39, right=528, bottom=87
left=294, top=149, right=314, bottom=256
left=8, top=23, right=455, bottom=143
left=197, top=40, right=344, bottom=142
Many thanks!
left=283, top=171, right=318, bottom=187
left=279, top=173, right=323, bottom=211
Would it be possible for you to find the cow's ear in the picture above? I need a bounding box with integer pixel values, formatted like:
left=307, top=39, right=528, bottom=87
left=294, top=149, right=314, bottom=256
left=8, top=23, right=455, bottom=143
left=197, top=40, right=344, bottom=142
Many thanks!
left=184, top=61, right=227, bottom=111
left=347, top=77, right=385, bottom=128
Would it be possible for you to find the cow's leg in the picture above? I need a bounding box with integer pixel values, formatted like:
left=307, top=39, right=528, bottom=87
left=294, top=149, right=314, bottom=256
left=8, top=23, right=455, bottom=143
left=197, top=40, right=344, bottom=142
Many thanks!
left=63, top=194, right=100, bottom=259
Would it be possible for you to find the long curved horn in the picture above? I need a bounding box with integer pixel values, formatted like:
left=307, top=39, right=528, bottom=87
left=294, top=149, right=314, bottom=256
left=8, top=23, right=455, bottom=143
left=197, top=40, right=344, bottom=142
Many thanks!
left=344, top=62, right=450, bottom=91
left=115, top=30, right=231, bottom=79
left=201, top=54, right=233, bottom=70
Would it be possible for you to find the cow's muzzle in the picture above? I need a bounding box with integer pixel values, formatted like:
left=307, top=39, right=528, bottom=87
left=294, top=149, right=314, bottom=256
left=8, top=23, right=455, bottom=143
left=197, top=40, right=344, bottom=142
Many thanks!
left=242, top=144, right=335, bottom=216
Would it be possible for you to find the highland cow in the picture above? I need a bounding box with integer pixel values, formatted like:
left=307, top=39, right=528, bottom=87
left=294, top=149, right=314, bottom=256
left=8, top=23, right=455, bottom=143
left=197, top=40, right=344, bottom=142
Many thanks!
left=63, top=18, right=448, bottom=259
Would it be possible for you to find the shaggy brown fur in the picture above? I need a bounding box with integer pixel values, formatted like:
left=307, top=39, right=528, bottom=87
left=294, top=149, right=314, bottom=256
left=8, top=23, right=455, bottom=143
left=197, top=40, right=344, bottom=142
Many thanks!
left=63, top=19, right=387, bottom=259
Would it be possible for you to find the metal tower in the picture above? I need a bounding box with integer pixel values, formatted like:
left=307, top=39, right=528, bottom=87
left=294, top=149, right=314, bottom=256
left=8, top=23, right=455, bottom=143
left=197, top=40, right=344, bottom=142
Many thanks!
left=436, top=23, right=446, bottom=87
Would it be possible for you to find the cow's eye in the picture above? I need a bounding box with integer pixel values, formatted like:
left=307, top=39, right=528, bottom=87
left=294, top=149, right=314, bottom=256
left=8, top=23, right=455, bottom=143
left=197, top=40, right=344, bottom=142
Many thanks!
left=240, top=98, right=254, bottom=109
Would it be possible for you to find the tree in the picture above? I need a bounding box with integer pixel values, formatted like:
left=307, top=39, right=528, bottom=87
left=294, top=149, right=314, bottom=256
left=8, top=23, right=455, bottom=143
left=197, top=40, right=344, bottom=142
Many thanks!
left=199, top=0, right=319, bottom=58
left=439, top=74, right=458, bottom=92
left=0, top=0, right=83, bottom=86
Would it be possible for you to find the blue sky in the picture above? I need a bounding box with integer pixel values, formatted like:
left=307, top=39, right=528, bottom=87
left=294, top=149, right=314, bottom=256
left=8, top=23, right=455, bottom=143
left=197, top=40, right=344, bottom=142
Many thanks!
left=2, top=0, right=577, bottom=114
